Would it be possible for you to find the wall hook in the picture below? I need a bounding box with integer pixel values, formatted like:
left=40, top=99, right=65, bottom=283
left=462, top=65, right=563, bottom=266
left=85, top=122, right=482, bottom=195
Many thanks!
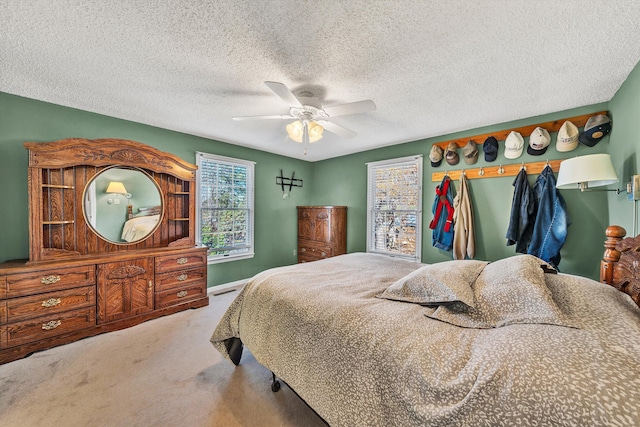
left=498, top=165, right=505, bottom=174
left=478, top=167, right=485, bottom=176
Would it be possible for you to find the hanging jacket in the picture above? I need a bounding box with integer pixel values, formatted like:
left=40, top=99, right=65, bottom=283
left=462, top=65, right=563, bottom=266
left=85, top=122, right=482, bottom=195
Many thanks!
left=528, top=166, right=570, bottom=269
left=453, top=173, right=475, bottom=260
left=430, top=176, right=455, bottom=251
left=505, top=168, right=536, bottom=253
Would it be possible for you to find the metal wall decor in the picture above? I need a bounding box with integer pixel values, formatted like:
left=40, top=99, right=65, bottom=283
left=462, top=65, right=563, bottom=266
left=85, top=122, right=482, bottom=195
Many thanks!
left=276, top=169, right=303, bottom=199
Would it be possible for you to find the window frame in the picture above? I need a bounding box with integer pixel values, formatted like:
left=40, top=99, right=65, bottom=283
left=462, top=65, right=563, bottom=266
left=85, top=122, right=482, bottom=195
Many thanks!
left=366, top=155, right=423, bottom=262
left=196, top=152, right=255, bottom=264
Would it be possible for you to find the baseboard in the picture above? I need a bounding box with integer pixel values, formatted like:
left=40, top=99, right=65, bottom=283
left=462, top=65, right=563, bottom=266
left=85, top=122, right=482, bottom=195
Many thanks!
left=208, top=279, right=247, bottom=296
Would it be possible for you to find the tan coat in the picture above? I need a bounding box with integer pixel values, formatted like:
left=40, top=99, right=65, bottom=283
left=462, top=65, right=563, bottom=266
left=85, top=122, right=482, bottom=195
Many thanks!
left=453, top=173, right=475, bottom=260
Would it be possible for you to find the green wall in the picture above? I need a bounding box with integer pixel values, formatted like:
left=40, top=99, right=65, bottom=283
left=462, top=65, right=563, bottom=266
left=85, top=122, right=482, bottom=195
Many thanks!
left=0, top=92, right=313, bottom=286
left=609, top=59, right=640, bottom=234
left=2, top=57, right=639, bottom=285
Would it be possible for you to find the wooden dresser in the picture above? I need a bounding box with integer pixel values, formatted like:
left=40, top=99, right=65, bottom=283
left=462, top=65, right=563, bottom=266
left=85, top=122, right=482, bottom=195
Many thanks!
left=297, top=206, right=347, bottom=263
left=0, top=138, right=208, bottom=364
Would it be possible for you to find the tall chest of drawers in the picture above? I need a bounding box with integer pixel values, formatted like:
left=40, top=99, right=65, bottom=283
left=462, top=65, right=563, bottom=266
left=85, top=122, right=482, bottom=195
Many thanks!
left=297, top=206, right=347, bottom=263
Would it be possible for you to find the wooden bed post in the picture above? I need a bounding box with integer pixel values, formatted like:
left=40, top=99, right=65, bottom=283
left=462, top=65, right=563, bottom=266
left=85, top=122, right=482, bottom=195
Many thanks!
left=600, top=225, right=626, bottom=284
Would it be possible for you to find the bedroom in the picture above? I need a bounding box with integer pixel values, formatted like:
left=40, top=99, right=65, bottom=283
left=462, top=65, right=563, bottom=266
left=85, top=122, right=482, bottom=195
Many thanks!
left=1, top=1, right=640, bottom=426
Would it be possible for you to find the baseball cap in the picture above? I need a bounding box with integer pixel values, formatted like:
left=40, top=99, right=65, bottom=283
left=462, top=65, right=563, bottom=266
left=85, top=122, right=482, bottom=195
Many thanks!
left=429, top=145, right=444, bottom=167
left=579, top=115, right=611, bottom=147
left=556, top=121, right=579, bottom=152
left=527, top=127, right=551, bottom=155
left=445, top=142, right=459, bottom=165
left=462, top=140, right=479, bottom=165
left=482, top=136, right=498, bottom=162
left=504, top=131, right=524, bottom=159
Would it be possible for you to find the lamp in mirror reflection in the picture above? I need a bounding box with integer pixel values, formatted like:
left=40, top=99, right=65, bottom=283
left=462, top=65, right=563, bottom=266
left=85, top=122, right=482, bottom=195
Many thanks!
left=556, top=154, right=621, bottom=193
left=106, top=181, right=132, bottom=203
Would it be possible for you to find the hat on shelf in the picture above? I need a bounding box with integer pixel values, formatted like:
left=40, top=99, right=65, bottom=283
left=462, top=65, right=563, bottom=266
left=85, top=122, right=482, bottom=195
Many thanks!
left=429, top=145, right=444, bottom=167
left=556, top=121, right=579, bottom=152
left=504, top=131, right=525, bottom=159
left=579, top=115, right=611, bottom=147
left=482, top=136, right=499, bottom=162
left=462, top=140, right=479, bottom=165
left=445, top=142, right=460, bottom=165
left=527, top=127, right=551, bottom=155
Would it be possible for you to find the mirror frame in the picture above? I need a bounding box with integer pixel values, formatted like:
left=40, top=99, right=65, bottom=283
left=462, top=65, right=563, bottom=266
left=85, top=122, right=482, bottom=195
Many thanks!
left=82, top=165, right=164, bottom=245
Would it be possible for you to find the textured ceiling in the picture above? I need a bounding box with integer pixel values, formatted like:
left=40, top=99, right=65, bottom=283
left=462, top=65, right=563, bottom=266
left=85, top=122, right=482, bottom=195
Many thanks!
left=2, top=1, right=640, bottom=162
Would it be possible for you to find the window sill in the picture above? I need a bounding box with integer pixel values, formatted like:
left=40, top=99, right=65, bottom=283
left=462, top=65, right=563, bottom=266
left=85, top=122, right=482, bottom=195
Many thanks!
left=207, top=252, right=255, bottom=265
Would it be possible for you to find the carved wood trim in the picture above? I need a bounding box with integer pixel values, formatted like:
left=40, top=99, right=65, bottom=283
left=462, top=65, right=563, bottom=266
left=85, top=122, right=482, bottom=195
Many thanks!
left=106, top=265, right=147, bottom=280
left=24, top=138, right=196, bottom=181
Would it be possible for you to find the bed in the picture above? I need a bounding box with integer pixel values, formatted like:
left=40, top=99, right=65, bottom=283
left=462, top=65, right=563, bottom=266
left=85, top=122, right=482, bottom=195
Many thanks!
left=210, top=225, right=640, bottom=426
left=121, top=205, right=161, bottom=242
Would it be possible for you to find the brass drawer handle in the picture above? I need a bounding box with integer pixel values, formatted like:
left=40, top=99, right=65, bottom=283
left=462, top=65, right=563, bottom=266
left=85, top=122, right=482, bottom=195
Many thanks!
left=177, top=290, right=188, bottom=298
left=41, top=275, right=61, bottom=285
left=176, top=257, right=188, bottom=265
left=42, top=298, right=61, bottom=308
left=321, top=252, right=327, bottom=257
left=42, top=320, right=62, bottom=330
left=300, top=248, right=306, bottom=252
left=177, top=274, right=188, bottom=281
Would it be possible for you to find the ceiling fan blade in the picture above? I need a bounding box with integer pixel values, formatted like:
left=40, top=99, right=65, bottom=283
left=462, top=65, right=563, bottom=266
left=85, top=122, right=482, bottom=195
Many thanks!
left=232, top=114, right=294, bottom=121
left=264, top=81, right=303, bottom=107
left=323, top=100, right=376, bottom=117
left=317, top=120, right=358, bottom=139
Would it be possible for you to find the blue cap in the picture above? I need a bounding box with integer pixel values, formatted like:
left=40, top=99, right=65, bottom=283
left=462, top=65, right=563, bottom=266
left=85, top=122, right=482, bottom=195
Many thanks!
left=482, top=136, right=499, bottom=162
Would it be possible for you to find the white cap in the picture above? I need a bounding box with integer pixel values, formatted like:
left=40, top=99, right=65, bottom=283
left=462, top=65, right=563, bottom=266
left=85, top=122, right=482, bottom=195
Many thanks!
left=527, top=127, right=551, bottom=156
left=504, top=131, right=524, bottom=159
left=556, top=121, right=579, bottom=152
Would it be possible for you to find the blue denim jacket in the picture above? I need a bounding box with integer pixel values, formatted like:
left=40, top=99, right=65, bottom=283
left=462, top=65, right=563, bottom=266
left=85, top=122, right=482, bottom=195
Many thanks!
left=506, top=169, right=536, bottom=253
left=528, top=166, right=570, bottom=268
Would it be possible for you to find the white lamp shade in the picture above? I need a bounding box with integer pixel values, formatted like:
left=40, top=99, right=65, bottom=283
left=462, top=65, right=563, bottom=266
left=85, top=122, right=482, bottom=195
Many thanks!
left=106, top=181, right=128, bottom=194
left=556, top=153, right=619, bottom=190
left=286, top=120, right=324, bottom=143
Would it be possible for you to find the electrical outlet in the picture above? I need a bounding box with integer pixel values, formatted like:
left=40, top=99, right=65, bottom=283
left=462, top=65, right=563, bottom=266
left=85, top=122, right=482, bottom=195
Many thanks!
left=293, top=249, right=297, bottom=256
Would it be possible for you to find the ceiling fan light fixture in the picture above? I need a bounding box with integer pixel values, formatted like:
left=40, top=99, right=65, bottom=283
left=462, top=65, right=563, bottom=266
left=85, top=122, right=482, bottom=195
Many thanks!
left=286, top=120, right=323, bottom=143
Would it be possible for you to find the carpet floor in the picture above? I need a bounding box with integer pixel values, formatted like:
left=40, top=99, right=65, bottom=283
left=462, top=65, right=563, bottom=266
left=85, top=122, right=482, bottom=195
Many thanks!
left=0, top=290, right=327, bottom=426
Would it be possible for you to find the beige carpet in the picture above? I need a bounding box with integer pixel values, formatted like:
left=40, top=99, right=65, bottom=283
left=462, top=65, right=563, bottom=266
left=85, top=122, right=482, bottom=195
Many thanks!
left=0, top=290, right=327, bottom=427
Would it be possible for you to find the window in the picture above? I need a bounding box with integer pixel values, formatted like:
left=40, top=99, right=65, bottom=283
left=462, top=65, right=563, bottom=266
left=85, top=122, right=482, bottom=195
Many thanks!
left=367, top=155, right=423, bottom=261
left=196, top=152, right=255, bottom=263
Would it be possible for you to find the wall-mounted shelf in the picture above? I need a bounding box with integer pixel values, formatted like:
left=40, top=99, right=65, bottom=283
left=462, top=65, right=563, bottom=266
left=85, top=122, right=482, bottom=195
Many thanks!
left=431, top=111, right=607, bottom=151
left=432, top=160, right=561, bottom=182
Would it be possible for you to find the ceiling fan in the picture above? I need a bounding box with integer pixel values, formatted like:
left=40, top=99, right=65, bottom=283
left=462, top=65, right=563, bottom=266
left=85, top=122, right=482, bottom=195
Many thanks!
left=232, top=81, right=376, bottom=155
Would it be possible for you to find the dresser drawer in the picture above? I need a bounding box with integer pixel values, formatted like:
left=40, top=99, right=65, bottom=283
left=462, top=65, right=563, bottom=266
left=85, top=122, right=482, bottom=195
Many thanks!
left=155, top=282, right=206, bottom=309
left=4, top=307, right=96, bottom=348
left=298, top=242, right=333, bottom=259
left=6, top=265, right=96, bottom=298
left=0, top=275, right=6, bottom=299
left=0, top=302, right=6, bottom=324
left=6, top=286, right=95, bottom=323
left=155, top=268, right=206, bottom=292
left=155, top=251, right=207, bottom=274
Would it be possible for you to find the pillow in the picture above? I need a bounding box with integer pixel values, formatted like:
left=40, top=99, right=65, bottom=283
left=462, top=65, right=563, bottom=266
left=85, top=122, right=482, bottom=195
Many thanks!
left=377, top=260, right=488, bottom=307
left=426, top=255, right=576, bottom=329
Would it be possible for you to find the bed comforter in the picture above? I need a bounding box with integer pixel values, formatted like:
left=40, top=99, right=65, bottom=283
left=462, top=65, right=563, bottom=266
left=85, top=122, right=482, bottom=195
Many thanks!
left=210, top=253, right=640, bottom=426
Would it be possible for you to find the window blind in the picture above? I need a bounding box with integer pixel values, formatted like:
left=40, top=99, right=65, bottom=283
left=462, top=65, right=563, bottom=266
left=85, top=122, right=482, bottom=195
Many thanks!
left=197, top=153, right=255, bottom=262
left=367, top=156, right=422, bottom=261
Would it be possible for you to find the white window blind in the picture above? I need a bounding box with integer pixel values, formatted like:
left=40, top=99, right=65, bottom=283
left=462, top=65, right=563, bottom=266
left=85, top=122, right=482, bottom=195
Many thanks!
left=196, top=152, right=255, bottom=263
left=367, top=155, right=422, bottom=261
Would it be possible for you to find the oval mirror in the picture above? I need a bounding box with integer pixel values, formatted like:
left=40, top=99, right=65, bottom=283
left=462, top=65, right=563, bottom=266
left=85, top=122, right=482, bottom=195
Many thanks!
left=83, top=166, right=163, bottom=244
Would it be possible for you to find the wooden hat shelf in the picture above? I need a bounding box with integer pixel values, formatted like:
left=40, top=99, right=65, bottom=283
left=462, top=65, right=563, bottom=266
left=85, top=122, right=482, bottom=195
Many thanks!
left=430, top=110, right=607, bottom=182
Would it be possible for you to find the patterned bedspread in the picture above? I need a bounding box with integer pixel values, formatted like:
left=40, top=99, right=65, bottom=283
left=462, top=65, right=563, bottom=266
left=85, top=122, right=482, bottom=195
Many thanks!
left=210, top=253, right=640, bottom=426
